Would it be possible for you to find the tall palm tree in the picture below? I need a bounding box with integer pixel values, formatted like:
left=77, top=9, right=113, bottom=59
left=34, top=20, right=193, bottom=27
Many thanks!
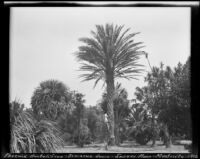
left=101, top=83, right=130, bottom=145
left=75, top=23, right=145, bottom=145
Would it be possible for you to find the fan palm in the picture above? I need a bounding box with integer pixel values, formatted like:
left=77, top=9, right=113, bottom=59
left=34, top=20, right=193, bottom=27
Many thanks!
left=31, top=79, right=72, bottom=121
left=75, top=23, right=145, bottom=145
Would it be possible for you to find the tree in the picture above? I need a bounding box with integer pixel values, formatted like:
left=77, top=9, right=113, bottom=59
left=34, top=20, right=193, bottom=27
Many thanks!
left=85, top=106, right=104, bottom=141
left=56, top=91, right=92, bottom=146
left=85, top=106, right=108, bottom=142
left=134, top=58, right=191, bottom=147
left=126, top=98, right=157, bottom=145
left=134, top=63, right=174, bottom=147
left=158, top=57, right=191, bottom=139
left=31, top=79, right=73, bottom=121
left=100, top=83, right=130, bottom=145
left=75, top=23, right=145, bottom=145
left=57, top=109, right=77, bottom=143
left=72, top=92, right=85, bottom=146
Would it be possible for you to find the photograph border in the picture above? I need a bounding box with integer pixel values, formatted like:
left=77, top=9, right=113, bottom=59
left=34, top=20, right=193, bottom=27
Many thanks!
left=2, top=1, right=199, bottom=158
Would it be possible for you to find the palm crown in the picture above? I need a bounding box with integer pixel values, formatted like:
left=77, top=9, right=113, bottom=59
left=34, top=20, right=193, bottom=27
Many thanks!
left=75, top=23, right=145, bottom=87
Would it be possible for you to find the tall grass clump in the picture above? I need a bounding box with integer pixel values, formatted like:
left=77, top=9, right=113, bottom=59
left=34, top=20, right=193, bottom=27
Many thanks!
left=10, top=100, right=64, bottom=153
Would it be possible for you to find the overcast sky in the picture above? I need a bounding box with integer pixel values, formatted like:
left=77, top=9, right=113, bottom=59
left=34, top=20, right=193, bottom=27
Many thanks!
left=10, top=7, right=190, bottom=108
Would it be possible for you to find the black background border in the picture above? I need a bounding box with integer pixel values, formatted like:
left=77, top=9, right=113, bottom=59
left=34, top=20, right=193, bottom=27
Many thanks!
left=2, top=1, right=199, bottom=158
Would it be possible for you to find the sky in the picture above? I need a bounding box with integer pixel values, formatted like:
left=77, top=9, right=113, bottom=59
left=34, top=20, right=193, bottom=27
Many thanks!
left=10, top=7, right=190, bottom=108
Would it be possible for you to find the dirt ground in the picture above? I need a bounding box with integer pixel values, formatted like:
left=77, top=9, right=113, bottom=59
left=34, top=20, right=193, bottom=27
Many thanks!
left=56, top=140, right=190, bottom=153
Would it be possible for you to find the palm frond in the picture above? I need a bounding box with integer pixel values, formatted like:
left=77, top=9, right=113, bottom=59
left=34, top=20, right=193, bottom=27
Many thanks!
left=11, top=110, right=36, bottom=153
left=75, top=23, right=145, bottom=87
left=93, top=76, right=103, bottom=89
left=35, top=120, right=64, bottom=153
left=10, top=101, right=64, bottom=153
left=31, top=79, right=71, bottom=120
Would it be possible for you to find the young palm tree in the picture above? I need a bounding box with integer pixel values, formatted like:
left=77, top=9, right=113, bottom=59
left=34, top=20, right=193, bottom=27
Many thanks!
left=75, top=23, right=145, bottom=145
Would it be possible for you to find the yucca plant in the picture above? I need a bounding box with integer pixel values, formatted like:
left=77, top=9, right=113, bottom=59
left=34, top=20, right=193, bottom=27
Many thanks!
left=10, top=100, right=64, bottom=153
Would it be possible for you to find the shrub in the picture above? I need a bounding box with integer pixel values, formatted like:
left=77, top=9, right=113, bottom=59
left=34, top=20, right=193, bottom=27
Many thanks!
left=135, top=127, right=152, bottom=145
left=61, top=132, right=72, bottom=143
left=73, top=123, right=91, bottom=147
left=34, top=120, right=64, bottom=153
left=11, top=110, right=36, bottom=153
left=119, top=131, right=127, bottom=144
left=10, top=100, right=64, bottom=153
left=127, top=124, right=153, bottom=145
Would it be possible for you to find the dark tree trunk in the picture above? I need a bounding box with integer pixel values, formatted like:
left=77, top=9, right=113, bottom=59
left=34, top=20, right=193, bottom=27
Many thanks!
left=106, top=74, right=115, bottom=146
left=163, top=124, right=171, bottom=148
left=115, top=123, right=120, bottom=146
left=151, top=114, right=156, bottom=147
left=77, top=119, right=81, bottom=146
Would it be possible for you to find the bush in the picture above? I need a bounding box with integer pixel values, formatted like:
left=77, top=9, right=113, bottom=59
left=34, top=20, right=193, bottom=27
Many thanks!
left=11, top=110, right=36, bottom=153
left=34, top=120, right=64, bottom=153
left=135, top=127, right=152, bottom=145
left=127, top=124, right=153, bottom=145
left=73, top=124, right=91, bottom=147
left=119, top=131, right=127, bottom=144
left=61, top=132, right=72, bottom=143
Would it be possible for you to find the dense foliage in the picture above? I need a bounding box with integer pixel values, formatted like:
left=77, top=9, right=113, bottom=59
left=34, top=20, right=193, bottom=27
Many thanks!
left=10, top=100, right=64, bottom=153
left=31, top=80, right=72, bottom=121
left=133, top=57, right=191, bottom=146
left=100, top=83, right=130, bottom=145
left=57, top=92, right=93, bottom=147
left=85, top=106, right=108, bottom=142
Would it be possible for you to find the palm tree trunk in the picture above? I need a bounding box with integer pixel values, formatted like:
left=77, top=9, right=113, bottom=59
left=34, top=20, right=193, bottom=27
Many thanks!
left=106, top=75, right=115, bottom=146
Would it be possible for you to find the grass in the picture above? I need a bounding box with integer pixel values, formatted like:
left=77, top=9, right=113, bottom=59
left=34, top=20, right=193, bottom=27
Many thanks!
left=56, top=140, right=190, bottom=153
